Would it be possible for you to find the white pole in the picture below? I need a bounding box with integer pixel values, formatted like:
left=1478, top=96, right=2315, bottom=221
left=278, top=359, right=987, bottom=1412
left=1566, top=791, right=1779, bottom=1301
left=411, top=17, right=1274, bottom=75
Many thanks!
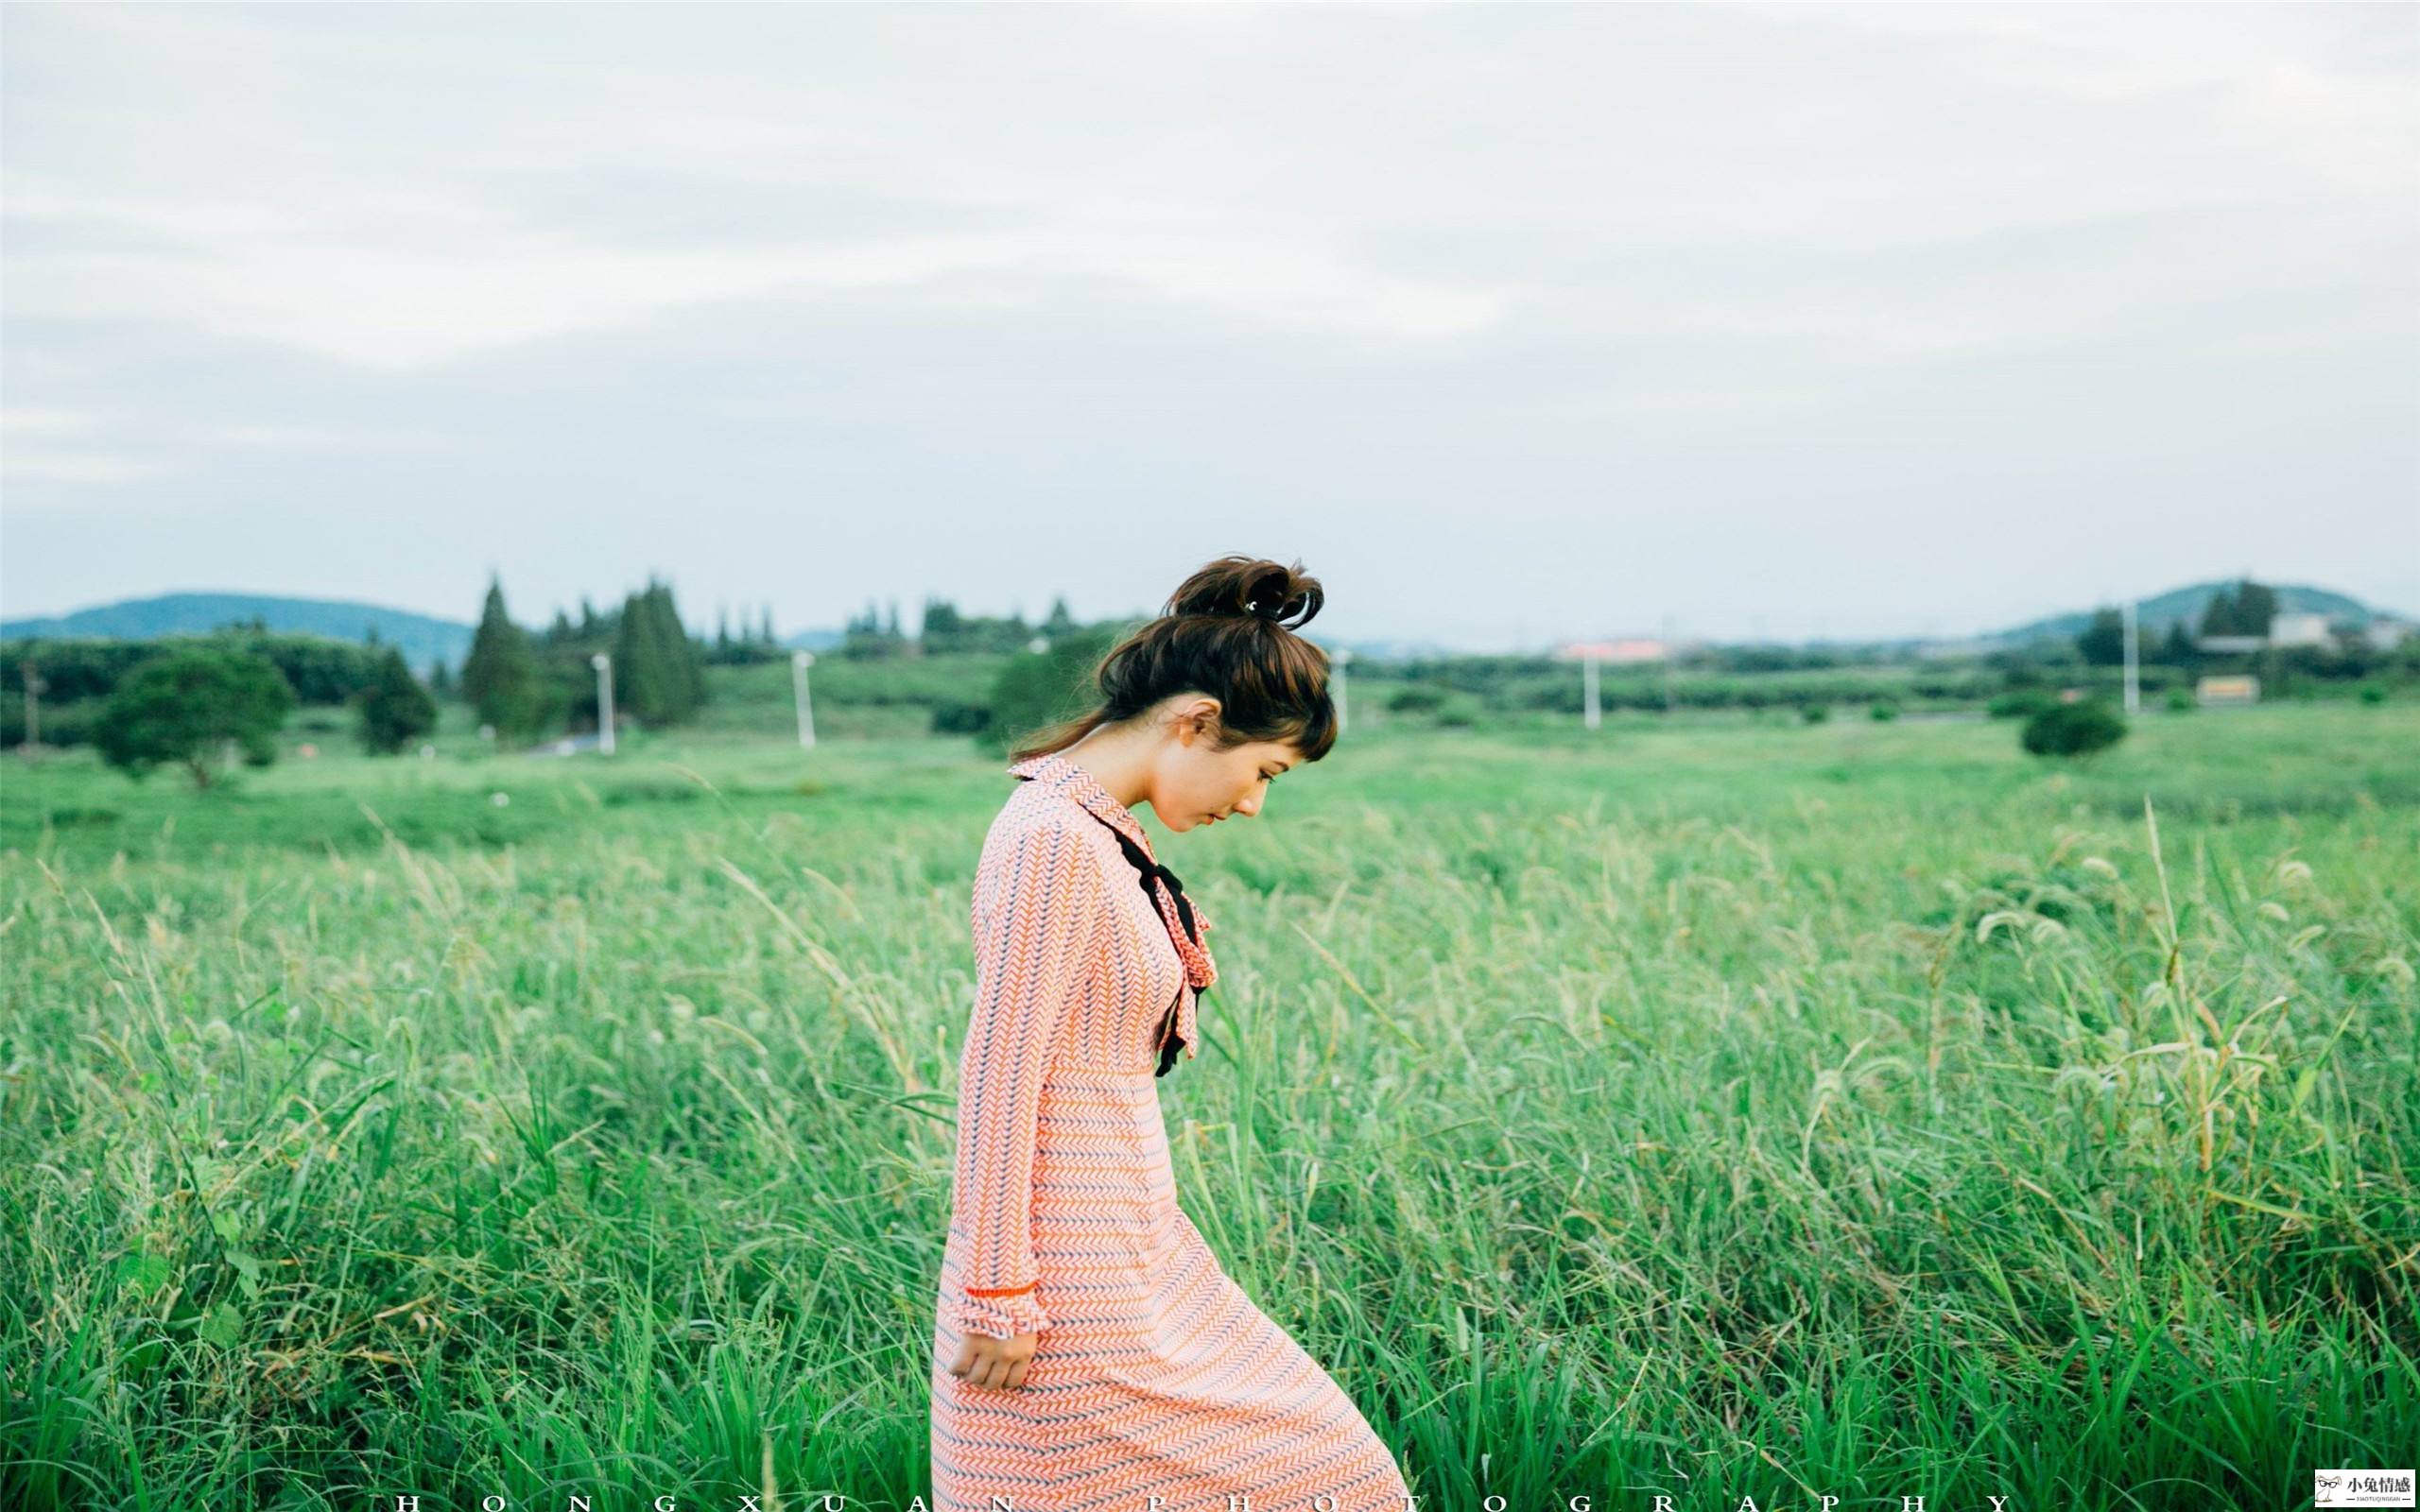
left=2122, top=600, right=2140, bottom=715
left=793, top=650, right=817, bottom=749
left=1583, top=647, right=1600, bottom=730
left=1333, top=646, right=1352, bottom=733
left=591, top=652, right=615, bottom=755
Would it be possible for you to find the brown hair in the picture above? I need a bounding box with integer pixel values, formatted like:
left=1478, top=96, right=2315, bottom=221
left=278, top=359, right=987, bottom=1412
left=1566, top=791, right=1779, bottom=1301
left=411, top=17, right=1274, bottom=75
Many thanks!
left=1009, top=555, right=1340, bottom=764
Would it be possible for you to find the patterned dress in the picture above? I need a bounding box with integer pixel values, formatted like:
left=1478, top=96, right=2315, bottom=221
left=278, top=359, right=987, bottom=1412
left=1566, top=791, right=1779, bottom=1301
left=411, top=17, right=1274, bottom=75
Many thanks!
left=931, top=751, right=1413, bottom=1512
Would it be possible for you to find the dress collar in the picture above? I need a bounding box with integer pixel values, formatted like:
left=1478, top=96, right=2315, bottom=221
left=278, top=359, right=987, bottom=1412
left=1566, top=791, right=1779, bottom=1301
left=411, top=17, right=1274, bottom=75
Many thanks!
left=1005, top=750, right=1155, bottom=854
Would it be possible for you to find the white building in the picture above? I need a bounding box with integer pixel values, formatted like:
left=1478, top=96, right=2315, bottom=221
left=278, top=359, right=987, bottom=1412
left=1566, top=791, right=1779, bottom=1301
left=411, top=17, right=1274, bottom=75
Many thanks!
left=2267, top=611, right=2333, bottom=648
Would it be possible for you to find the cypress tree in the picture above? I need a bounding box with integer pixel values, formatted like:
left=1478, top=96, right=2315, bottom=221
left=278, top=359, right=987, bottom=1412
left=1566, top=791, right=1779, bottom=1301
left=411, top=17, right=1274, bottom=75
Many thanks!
left=655, top=581, right=704, bottom=717
left=612, top=582, right=669, bottom=726
left=460, top=576, right=541, bottom=740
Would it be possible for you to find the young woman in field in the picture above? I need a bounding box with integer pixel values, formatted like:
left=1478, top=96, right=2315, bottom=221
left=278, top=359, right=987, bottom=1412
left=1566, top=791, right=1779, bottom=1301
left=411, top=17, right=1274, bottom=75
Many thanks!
left=930, top=556, right=1413, bottom=1512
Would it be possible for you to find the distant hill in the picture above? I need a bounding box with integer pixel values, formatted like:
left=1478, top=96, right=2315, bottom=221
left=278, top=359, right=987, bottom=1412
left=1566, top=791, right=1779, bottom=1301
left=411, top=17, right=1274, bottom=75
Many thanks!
left=1988, top=581, right=2396, bottom=646
left=2, top=592, right=475, bottom=674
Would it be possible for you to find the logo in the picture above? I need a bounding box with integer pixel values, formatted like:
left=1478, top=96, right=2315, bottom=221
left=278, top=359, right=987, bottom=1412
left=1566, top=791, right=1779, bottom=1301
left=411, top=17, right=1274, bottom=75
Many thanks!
left=2317, top=1470, right=2416, bottom=1509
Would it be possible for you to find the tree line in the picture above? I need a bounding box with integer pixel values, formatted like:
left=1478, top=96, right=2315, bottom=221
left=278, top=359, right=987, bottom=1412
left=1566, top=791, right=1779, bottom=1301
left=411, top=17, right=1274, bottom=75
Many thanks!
left=457, top=575, right=717, bottom=744
left=842, top=594, right=1080, bottom=659
left=6, top=576, right=731, bottom=785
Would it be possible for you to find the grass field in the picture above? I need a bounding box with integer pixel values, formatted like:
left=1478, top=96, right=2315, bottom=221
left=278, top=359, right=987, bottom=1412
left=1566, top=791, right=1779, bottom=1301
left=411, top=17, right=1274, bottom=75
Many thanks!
left=4, top=704, right=2415, bottom=1511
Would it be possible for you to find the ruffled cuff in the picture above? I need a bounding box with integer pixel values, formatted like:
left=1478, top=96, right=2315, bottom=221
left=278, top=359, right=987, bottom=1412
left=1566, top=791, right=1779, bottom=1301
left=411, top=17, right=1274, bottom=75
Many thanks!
left=947, top=1283, right=1050, bottom=1341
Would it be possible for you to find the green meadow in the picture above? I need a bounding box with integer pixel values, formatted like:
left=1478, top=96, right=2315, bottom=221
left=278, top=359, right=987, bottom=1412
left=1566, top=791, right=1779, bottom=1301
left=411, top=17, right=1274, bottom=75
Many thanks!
left=4, top=704, right=2415, bottom=1511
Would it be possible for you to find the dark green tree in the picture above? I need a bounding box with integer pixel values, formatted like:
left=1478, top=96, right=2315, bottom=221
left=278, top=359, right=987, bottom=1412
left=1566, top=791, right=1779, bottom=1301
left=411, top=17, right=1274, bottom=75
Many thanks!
left=2076, top=607, right=2126, bottom=666
left=2236, top=580, right=2278, bottom=636
left=655, top=581, right=705, bottom=715
left=611, top=584, right=671, bottom=726
left=2201, top=578, right=2279, bottom=638
left=923, top=596, right=965, bottom=652
left=459, top=577, right=544, bottom=740
left=1042, top=596, right=1077, bottom=637
left=354, top=646, right=439, bottom=754
left=93, top=647, right=295, bottom=788
left=2157, top=621, right=2199, bottom=667
left=609, top=578, right=706, bottom=726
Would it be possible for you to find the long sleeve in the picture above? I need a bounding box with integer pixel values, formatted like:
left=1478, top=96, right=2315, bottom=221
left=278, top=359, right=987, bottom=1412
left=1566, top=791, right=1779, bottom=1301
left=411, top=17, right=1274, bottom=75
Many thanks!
left=945, top=818, right=1098, bottom=1340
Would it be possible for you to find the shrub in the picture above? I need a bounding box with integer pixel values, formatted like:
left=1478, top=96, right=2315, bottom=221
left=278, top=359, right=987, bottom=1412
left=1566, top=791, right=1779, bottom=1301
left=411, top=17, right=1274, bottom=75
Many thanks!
left=1388, top=685, right=1447, bottom=713
left=2359, top=683, right=2388, bottom=706
left=930, top=698, right=992, bottom=735
left=1800, top=704, right=1829, bottom=724
left=2164, top=687, right=2196, bottom=713
left=1869, top=700, right=1899, bottom=722
left=2021, top=698, right=2127, bottom=759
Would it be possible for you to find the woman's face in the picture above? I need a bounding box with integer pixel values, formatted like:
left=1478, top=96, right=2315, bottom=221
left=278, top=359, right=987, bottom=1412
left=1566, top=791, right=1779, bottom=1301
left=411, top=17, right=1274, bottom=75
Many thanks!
left=1151, top=722, right=1303, bottom=833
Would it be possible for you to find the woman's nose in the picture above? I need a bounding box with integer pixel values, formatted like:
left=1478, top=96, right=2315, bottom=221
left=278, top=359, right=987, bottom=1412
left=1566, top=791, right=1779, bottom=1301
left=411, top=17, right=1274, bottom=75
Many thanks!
left=1236, top=793, right=1260, bottom=817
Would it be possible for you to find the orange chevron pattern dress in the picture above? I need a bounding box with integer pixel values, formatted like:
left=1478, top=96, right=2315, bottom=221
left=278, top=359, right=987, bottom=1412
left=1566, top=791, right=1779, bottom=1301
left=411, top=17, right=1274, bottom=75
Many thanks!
left=931, top=751, right=1413, bottom=1512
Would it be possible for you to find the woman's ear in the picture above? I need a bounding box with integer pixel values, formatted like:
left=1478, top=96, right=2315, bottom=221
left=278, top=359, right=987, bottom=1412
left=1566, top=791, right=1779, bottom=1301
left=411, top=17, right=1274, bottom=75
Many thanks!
left=1171, top=696, right=1221, bottom=745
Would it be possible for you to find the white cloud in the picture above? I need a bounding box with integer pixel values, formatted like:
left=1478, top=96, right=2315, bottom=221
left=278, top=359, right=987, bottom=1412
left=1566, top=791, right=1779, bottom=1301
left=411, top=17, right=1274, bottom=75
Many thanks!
left=2, top=3, right=2411, bottom=637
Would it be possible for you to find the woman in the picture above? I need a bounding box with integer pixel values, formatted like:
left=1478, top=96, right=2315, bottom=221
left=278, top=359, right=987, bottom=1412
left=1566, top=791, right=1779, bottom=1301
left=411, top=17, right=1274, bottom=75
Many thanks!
left=931, top=556, right=1413, bottom=1512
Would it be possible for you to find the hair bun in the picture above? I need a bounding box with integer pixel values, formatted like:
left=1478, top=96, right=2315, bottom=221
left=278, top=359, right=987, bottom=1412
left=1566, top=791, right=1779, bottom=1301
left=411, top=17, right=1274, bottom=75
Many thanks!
left=1166, top=555, right=1324, bottom=631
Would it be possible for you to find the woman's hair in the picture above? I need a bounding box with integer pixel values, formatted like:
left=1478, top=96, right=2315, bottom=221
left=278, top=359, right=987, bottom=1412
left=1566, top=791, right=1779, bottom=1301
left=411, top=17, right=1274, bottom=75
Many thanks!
left=1009, top=555, right=1339, bottom=764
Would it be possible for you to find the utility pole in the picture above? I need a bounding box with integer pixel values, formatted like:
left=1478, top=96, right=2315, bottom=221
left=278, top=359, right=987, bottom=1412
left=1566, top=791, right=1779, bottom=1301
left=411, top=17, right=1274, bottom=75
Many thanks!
left=2121, top=599, right=2140, bottom=715
left=1332, top=647, right=1352, bottom=733
left=1582, top=646, right=1601, bottom=730
left=792, top=649, right=817, bottom=749
left=591, top=653, right=615, bottom=755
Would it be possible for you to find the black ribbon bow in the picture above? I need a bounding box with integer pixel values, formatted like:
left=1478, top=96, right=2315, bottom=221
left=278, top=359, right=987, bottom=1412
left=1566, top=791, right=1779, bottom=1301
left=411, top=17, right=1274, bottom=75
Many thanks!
left=1013, top=775, right=1208, bottom=1077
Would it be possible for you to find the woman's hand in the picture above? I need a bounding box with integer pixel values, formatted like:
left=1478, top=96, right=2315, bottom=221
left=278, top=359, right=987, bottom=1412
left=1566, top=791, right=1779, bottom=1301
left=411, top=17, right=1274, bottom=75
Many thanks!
left=946, top=1329, right=1038, bottom=1390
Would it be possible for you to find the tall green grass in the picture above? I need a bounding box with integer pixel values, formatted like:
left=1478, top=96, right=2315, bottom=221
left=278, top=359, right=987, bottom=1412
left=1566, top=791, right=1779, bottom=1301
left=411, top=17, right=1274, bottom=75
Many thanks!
left=4, top=706, right=2414, bottom=1510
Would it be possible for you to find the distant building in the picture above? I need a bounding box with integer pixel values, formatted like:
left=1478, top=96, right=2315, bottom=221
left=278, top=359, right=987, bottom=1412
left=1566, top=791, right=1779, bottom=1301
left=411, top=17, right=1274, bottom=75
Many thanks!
left=1555, top=638, right=1669, bottom=663
left=2198, top=611, right=2388, bottom=655
left=2197, top=675, right=2260, bottom=707
left=2268, top=612, right=2332, bottom=648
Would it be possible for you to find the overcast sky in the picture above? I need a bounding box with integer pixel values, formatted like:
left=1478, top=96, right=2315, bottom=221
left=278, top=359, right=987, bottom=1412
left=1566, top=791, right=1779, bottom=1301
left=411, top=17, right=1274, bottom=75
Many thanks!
left=5, top=3, right=2414, bottom=648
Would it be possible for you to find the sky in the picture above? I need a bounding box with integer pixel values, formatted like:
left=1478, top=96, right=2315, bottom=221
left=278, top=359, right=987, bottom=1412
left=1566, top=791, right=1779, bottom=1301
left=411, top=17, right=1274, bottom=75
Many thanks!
left=4, top=3, right=2415, bottom=649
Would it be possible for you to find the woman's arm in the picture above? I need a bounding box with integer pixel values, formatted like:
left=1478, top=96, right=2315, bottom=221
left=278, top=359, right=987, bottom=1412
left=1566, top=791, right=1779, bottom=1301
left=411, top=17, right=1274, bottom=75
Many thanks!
left=943, top=817, right=1098, bottom=1345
